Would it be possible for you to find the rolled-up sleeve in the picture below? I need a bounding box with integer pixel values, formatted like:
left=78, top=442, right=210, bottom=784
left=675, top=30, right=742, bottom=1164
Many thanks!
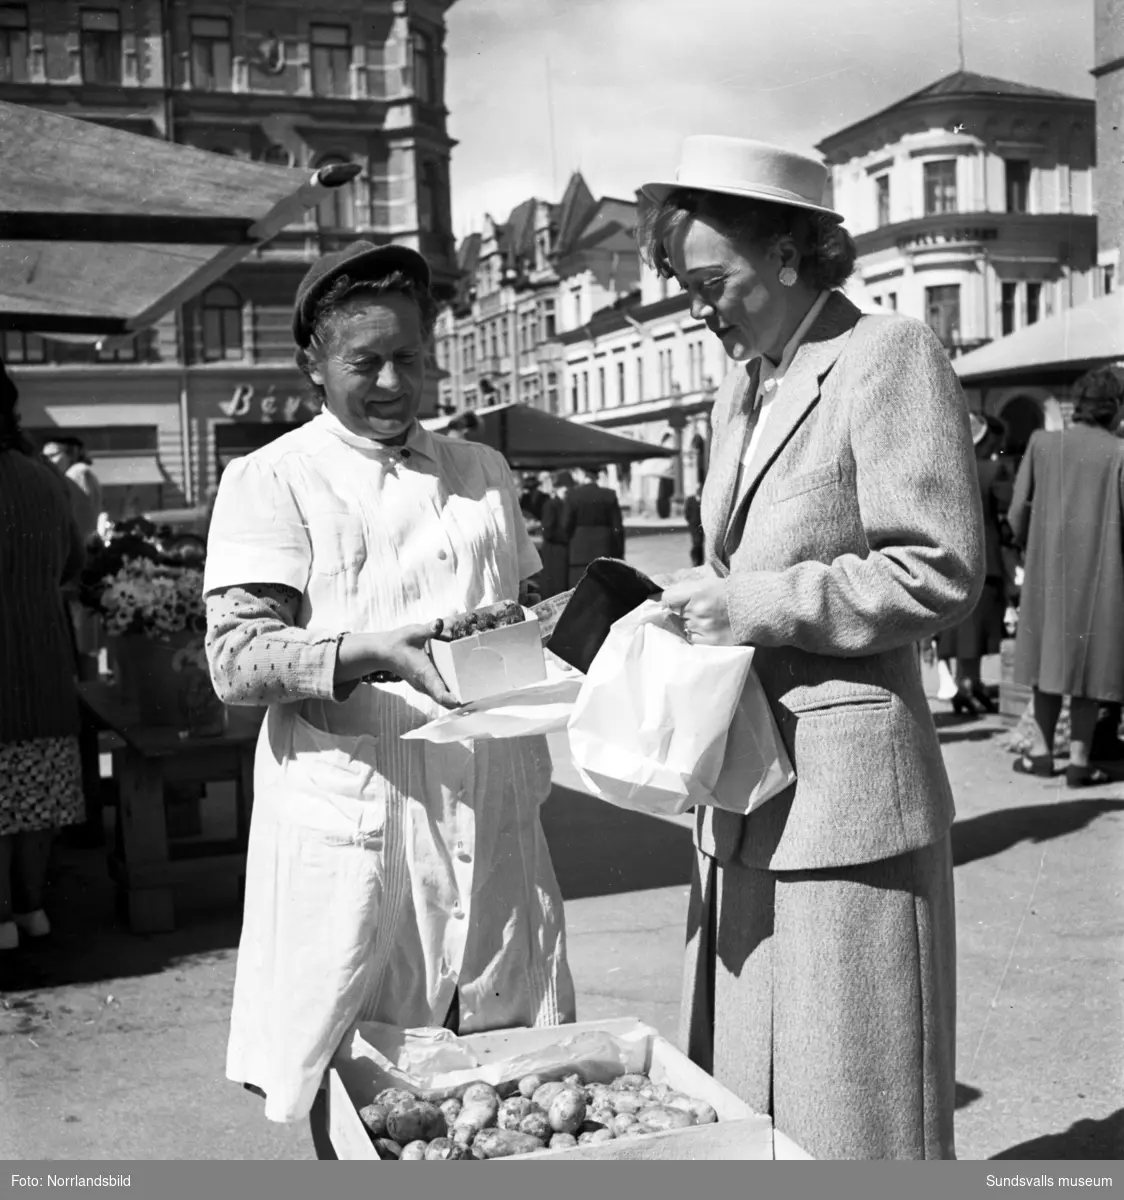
left=206, top=583, right=353, bottom=707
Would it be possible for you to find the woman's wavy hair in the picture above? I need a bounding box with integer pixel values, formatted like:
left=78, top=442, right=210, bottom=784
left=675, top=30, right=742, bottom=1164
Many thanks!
left=637, top=188, right=858, bottom=291
left=294, top=269, right=438, bottom=399
left=1070, top=366, right=1124, bottom=430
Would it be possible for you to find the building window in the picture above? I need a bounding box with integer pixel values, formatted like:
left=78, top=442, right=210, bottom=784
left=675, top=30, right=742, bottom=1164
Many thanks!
left=1005, top=160, right=1031, bottom=214
left=597, top=366, right=606, bottom=410
left=636, top=357, right=644, bottom=402
left=310, top=24, right=351, bottom=98
left=571, top=286, right=583, bottom=327
left=1001, top=282, right=1017, bottom=336
left=190, top=16, right=232, bottom=91
left=925, top=284, right=960, bottom=348
left=199, top=284, right=244, bottom=362
left=886, top=292, right=898, bottom=311
left=1106, top=265, right=1116, bottom=296
left=581, top=371, right=590, bottom=412
left=412, top=29, right=437, bottom=104
left=96, top=337, right=138, bottom=363
left=617, top=360, right=626, bottom=406
left=923, top=160, right=957, bottom=216
left=0, top=5, right=29, bottom=83
left=875, top=174, right=891, bottom=227
left=541, top=299, right=556, bottom=339
left=315, top=155, right=356, bottom=229
left=80, top=9, right=121, bottom=85
left=1026, top=282, right=1041, bottom=326
left=546, top=372, right=559, bottom=415
left=2, top=330, right=45, bottom=363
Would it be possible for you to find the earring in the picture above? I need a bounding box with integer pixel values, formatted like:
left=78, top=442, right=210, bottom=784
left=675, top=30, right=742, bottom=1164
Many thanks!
left=778, top=266, right=798, bottom=288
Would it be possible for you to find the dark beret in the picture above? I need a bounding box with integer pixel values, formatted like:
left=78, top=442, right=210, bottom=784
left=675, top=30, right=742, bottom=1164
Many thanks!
left=292, top=240, right=431, bottom=348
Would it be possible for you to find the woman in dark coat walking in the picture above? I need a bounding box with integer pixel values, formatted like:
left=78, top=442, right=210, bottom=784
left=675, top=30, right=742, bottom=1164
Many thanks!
left=936, top=413, right=1013, bottom=716
left=538, top=471, right=573, bottom=599
left=1009, top=372, right=1124, bottom=787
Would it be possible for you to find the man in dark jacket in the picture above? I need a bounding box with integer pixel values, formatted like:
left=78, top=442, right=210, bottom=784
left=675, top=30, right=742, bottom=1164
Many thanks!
left=563, top=466, right=625, bottom=587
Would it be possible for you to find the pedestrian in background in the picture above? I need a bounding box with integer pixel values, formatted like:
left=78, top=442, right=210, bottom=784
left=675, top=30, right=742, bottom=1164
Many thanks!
left=0, top=360, right=87, bottom=951
left=43, top=435, right=103, bottom=546
left=563, top=464, right=626, bottom=587
left=519, top=472, right=548, bottom=521
left=1009, top=367, right=1124, bottom=786
left=539, top=470, right=574, bottom=599
left=934, top=412, right=1012, bottom=717
left=684, top=485, right=705, bottom=567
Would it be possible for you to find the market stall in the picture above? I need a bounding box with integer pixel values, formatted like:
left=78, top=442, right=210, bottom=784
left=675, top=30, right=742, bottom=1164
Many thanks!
left=1, top=98, right=359, bottom=929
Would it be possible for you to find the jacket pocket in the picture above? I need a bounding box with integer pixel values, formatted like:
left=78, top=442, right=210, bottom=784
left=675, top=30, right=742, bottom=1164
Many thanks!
left=784, top=687, right=893, bottom=716
left=770, top=461, right=842, bottom=503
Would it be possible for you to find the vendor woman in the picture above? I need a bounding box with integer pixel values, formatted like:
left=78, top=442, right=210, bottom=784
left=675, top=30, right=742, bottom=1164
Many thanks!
left=203, top=242, right=576, bottom=1130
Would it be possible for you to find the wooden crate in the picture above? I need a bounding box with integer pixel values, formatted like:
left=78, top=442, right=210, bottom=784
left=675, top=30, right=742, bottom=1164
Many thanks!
left=327, top=1017, right=812, bottom=1161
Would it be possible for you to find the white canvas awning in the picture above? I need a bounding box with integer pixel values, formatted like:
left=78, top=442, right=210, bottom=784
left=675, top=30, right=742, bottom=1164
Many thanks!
left=953, top=291, right=1124, bottom=384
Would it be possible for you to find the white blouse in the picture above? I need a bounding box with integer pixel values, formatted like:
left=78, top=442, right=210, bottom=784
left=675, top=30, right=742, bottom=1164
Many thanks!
left=204, top=409, right=575, bottom=1123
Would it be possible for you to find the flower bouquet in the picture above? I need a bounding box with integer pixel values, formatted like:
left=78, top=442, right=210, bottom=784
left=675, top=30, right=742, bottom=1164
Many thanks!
left=79, top=520, right=222, bottom=732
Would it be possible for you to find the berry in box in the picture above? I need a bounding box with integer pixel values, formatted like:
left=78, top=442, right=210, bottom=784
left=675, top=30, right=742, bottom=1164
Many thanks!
left=429, top=601, right=547, bottom=703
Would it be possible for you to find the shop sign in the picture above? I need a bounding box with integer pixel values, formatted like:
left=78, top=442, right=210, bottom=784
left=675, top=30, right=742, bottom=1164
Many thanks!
left=218, top=384, right=321, bottom=423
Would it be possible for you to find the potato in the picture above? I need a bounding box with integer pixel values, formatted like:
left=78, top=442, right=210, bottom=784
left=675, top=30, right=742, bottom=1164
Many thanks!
left=451, top=1122, right=478, bottom=1149
left=517, top=1073, right=543, bottom=1099
left=611, top=1073, right=649, bottom=1092
left=375, top=1087, right=417, bottom=1108
left=610, top=1113, right=639, bottom=1137
left=639, top=1083, right=675, bottom=1104
left=387, top=1101, right=447, bottom=1144
left=461, top=1081, right=499, bottom=1107
left=586, top=1083, right=615, bottom=1108
left=458, top=1099, right=499, bottom=1133
left=578, top=1128, right=615, bottom=1145
left=400, top=1140, right=428, bottom=1160
left=548, top=1132, right=579, bottom=1151
left=372, top=1137, right=403, bottom=1160
left=665, top=1094, right=718, bottom=1124
left=497, top=1096, right=537, bottom=1130
left=588, top=1106, right=615, bottom=1129
left=637, top=1105, right=695, bottom=1132
left=608, top=1091, right=647, bottom=1114
left=531, top=1080, right=569, bottom=1110
left=439, top=1096, right=463, bottom=1126
left=563, top=1072, right=586, bottom=1088
left=519, top=1110, right=552, bottom=1141
left=425, top=1137, right=470, bottom=1160
left=358, top=1102, right=391, bottom=1139
left=471, top=1129, right=546, bottom=1158
left=547, top=1088, right=587, bottom=1135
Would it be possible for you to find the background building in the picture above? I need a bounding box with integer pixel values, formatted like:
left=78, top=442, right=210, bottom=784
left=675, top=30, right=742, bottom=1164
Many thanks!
left=1094, top=0, right=1123, bottom=290
left=1, top=0, right=457, bottom=516
left=434, top=172, right=638, bottom=416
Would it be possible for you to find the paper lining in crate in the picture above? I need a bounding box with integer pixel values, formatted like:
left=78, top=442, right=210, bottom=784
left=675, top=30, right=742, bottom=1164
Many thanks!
left=326, top=1016, right=812, bottom=1161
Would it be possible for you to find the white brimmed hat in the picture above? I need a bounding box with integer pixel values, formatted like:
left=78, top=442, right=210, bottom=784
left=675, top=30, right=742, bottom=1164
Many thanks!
left=969, top=412, right=989, bottom=445
left=640, top=135, right=843, bottom=221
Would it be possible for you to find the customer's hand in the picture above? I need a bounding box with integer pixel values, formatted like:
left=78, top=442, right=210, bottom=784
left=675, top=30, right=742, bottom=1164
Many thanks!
left=661, top=577, right=735, bottom=647
left=519, top=578, right=542, bottom=608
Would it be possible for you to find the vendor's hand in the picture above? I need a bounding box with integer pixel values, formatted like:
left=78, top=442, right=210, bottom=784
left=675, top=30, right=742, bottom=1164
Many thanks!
left=378, top=622, right=460, bottom=708
left=661, top=577, right=735, bottom=647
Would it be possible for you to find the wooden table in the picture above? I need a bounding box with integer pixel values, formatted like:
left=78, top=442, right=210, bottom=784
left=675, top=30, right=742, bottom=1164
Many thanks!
left=77, top=682, right=259, bottom=933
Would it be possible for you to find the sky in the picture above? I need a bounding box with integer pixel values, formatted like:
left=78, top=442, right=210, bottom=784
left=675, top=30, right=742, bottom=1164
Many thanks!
left=443, top=0, right=1096, bottom=239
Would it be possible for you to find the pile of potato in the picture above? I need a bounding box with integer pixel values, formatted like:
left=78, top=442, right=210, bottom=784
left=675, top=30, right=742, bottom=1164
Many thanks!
left=358, top=1071, right=719, bottom=1160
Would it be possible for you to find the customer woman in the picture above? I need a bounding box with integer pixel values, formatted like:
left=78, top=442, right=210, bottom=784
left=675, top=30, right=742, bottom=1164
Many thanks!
left=935, top=412, right=1013, bottom=717
left=203, top=242, right=575, bottom=1132
left=640, top=137, right=984, bottom=1159
left=1008, top=368, right=1124, bottom=786
left=0, top=359, right=87, bottom=950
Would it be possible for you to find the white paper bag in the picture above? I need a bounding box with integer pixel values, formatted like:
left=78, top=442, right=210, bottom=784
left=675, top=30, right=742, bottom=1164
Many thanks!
left=567, top=601, right=794, bottom=817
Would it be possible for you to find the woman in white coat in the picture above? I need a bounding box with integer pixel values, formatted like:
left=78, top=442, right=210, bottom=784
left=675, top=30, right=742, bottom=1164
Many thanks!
left=203, top=241, right=575, bottom=1141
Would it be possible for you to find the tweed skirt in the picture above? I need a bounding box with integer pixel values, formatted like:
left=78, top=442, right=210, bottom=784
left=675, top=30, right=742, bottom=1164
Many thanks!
left=679, top=834, right=957, bottom=1160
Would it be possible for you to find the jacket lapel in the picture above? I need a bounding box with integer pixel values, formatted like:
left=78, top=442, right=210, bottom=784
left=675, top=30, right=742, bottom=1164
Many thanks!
left=703, top=362, right=756, bottom=571
left=724, top=294, right=861, bottom=550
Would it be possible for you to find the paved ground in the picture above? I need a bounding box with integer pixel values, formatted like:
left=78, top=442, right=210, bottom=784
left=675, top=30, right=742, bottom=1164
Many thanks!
left=2, top=532, right=1121, bottom=1161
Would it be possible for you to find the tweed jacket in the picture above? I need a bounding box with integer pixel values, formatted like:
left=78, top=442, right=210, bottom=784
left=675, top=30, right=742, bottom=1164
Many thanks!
left=697, top=291, right=984, bottom=872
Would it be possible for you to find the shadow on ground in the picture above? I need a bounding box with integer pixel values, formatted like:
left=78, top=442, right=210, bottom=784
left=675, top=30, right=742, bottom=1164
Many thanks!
left=991, top=1109, right=1124, bottom=1159
left=951, top=799, right=1124, bottom=868
left=541, top=785, right=694, bottom=901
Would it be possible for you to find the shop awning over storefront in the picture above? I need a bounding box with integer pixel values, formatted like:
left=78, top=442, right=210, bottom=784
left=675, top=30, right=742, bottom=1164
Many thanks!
left=422, top=402, right=678, bottom=470
left=0, top=99, right=359, bottom=336
left=91, top=456, right=166, bottom=486
left=952, top=291, right=1124, bottom=384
